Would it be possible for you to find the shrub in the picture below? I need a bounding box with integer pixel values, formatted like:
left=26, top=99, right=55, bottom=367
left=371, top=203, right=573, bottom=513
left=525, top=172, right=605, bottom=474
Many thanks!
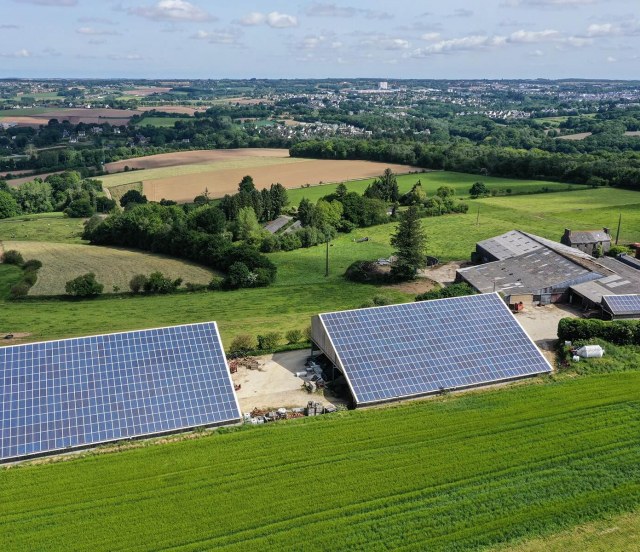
left=2, top=250, right=24, bottom=266
left=222, top=262, right=253, bottom=290
left=229, top=334, right=256, bottom=354
left=22, top=270, right=37, bottom=287
left=143, top=272, right=182, bottom=294
left=257, top=332, right=281, bottom=351
left=9, top=281, right=31, bottom=298
left=557, top=317, right=640, bottom=346
left=344, top=260, right=390, bottom=284
left=208, top=276, right=223, bottom=290
left=185, top=282, right=207, bottom=292
left=22, top=259, right=42, bottom=271
left=285, top=329, right=303, bottom=344
left=64, top=198, right=95, bottom=218
left=416, top=283, right=476, bottom=302
left=469, top=182, right=489, bottom=198
left=65, top=273, right=104, bottom=297
left=120, top=189, right=147, bottom=208
left=304, top=325, right=312, bottom=342
left=129, top=274, right=148, bottom=293
left=607, top=245, right=630, bottom=257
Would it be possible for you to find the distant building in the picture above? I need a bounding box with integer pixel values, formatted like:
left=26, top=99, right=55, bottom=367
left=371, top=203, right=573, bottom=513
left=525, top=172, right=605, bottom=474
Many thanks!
left=378, top=81, right=388, bottom=90
left=561, top=228, right=611, bottom=256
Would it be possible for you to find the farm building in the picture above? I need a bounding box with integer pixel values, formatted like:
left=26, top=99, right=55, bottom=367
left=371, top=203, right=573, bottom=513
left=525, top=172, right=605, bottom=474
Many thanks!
left=601, top=294, right=640, bottom=320
left=560, top=227, right=611, bottom=256
left=461, top=230, right=640, bottom=308
left=0, top=322, right=241, bottom=463
left=310, top=293, right=552, bottom=408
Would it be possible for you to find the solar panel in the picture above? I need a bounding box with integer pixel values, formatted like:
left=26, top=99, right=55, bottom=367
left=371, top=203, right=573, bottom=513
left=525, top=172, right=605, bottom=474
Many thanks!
left=602, top=294, right=640, bottom=316
left=0, top=322, right=240, bottom=462
left=317, top=293, right=551, bottom=406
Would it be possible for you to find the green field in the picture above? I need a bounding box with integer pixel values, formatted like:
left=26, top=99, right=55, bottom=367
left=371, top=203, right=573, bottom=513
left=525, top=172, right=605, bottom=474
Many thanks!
left=0, top=107, right=52, bottom=116
left=0, top=213, right=84, bottom=243
left=286, top=171, right=587, bottom=206
left=494, top=509, right=640, bottom=551
left=133, top=116, right=185, bottom=128
left=1, top=186, right=639, bottom=345
left=4, top=241, right=217, bottom=295
left=1, top=369, right=639, bottom=551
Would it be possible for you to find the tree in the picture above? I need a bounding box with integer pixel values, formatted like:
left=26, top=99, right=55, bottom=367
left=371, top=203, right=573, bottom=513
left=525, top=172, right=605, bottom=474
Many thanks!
left=238, top=175, right=255, bottom=193
left=297, top=198, right=315, bottom=227
left=436, top=186, right=455, bottom=198
left=65, top=273, right=104, bottom=297
left=143, top=271, right=182, bottom=294
left=390, top=206, right=428, bottom=280
left=469, top=182, right=489, bottom=198
left=64, top=198, right=95, bottom=218
left=129, top=274, right=148, bottom=293
left=96, top=196, right=116, bottom=213
left=269, top=183, right=288, bottom=217
left=188, top=205, right=226, bottom=234
left=120, top=189, right=148, bottom=208
left=234, top=206, right=261, bottom=242
left=0, top=191, right=19, bottom=219
left=11, top=179, right=53, bottom=214
left=335, top=182, right=348, bottom=199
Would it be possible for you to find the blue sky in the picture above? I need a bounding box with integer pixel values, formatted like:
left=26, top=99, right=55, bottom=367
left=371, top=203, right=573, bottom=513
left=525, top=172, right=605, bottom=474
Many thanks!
left=0, top=0, right=638, bottom=79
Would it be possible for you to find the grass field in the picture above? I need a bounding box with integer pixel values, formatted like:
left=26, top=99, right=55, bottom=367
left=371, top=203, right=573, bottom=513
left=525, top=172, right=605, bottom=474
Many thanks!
left=0, top=213, right=84, bottom=243
left=1, top=187, right=639, bottom=344
left=132, top=116, right=185, bottom=128
left=494, top=509, right=640, bottom=551
left=1, top=370, right=638, bottom=551
left=286, top=171, right=587, bottom=206
left=3, top=241, right=218, bottom=295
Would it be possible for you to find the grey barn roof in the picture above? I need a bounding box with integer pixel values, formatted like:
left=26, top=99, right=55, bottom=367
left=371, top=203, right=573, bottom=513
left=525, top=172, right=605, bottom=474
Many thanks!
left=570, top=258, right=640, bottom=304
left=458, top=247, right=602, bottom=295
left=477, top=230, right=595, bottom=261
left=566, top=230, right=610, bottom=244
left=263, top=215, right=292, bottom=234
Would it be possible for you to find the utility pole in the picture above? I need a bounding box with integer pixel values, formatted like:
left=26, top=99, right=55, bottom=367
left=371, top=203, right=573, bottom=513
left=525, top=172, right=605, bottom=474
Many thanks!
left=325, top=239, right=330, bottom=277
left=615, top=213, right=622, bottom=245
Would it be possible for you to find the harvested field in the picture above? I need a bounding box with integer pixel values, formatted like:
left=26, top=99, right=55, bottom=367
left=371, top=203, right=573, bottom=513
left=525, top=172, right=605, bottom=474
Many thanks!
left=144, top=159, right=420, bottom=203
left=3, top=171, right=61, bottom=187
left=557, top=132, right=592, bottom=140
left=122, top=87, right=172, bottom=96
left=104, top=148, right=289, bottom=172
left=0, top=108, right=141, bottom=127
left=102, top=148, right=420, bottom=203
left=138, top=106, right=208, bottom=115
left=3, top=241, right=217, bottom=296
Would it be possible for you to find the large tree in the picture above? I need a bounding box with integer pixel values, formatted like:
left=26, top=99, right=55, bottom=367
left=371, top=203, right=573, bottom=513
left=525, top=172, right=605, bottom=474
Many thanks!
left=390, top=205, right=428, bottom=280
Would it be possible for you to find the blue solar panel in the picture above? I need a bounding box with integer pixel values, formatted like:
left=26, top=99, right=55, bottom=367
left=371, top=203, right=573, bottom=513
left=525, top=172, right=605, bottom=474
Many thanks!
left=602, top=294, right=640, bottom=316
left=318, top=293, right=551, bottom=406
left=0, top=322, right=240, bottom=462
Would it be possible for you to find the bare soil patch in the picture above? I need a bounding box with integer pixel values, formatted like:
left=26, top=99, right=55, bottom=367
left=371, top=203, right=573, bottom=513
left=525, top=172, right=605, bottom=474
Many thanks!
left=422, top=261, right=473, bottom=286
left=105, top=148, right=289, bottom=172
left=144, top=159, right=421, bottom=202
left=4, top=171, right=62, bottom=187
left=0, top=108, right=141, bottom=127
left=232, top=350, right=344, bottom=412
left=0, top=332, right=32, bottom=345
left=123, top=87, right=172, bottom=96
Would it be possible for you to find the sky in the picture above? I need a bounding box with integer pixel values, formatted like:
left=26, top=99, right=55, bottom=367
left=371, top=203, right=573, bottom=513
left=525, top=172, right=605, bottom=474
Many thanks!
left=0, top=0, right=638, bottom=79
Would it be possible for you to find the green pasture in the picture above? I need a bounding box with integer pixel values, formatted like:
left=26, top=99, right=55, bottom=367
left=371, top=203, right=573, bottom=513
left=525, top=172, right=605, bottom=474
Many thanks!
left=132, top=116, right=185, bottom=128
left=1, top=186, right=640, bottom=345
left=0, top=107, right=52, bottom=116
left=285, top=171, right=587, bottom=206
left=1, top=369, right=639, bottom=551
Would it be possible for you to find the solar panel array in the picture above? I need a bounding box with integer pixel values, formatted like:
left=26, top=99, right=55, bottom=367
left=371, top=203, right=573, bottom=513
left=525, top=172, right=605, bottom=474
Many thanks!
left=602, top=294, right=640, bottom=316
left=319, top=293, right=551, bottom=406
left=0, top=322, right=240, bottom=462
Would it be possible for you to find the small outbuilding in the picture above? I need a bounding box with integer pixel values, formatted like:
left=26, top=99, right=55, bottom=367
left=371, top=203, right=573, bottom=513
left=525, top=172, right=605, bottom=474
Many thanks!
left=561, top=228, right=611, bottom=256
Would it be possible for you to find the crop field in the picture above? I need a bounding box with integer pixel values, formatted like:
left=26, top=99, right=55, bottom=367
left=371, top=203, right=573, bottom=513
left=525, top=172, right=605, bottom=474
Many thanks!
left=0, top=370, right=639, bottom=551
left=3, top=241, right=217, bottom=295
left=493, top=509, right=640, bottom=552
left=100, top=150, right=420, bottom=202
left=0, top=108, right=141, bottom=127
left=557, top=132, right=593, bottom=140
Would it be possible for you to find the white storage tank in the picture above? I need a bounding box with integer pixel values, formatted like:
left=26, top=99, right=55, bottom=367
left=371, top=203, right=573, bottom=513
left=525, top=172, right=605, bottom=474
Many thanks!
left=576, top=345, right=605, bottom=358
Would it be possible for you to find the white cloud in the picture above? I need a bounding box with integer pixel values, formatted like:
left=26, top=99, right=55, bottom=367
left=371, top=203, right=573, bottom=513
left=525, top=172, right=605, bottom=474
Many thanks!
left=190, top=29, right=242, bottom=45
left=108, top=53, right=144, bottom=60
left=237, top=12, right=265, bottom=26
left=77, top=27, right=120, bottom=36
left=508, top=29, right=561, bottom=43
left=503, top=0, right=595, bottom=6
left=586, top=21, right=640, bottom=38
left=529, top=49, right=545, bottom=56
left=421, top=32, right=441, bottom=41
left=266, top=12, right=298, bottom=28
left=78, top=17, right=116, bottom=25
left=380, top=38, right=410, bottom=50
left=450, top=8, right=473, bottom=17
left=607, top=56, right=617, bottom=62
left=0, top=49, right=33, bottom=58
left=129, top=1, right=214, bottom=22
left=305, top=3, right=392, bottom=20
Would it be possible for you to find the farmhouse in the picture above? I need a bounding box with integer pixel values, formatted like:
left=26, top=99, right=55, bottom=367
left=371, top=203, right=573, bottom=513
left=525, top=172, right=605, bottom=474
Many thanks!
left=310, top=293, right=551, bottom=408
left=560, top=227, right=611, bottom=256
left=0, top=322, right=241, bottom=463
left=460, top=230, right=640, bottom=314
